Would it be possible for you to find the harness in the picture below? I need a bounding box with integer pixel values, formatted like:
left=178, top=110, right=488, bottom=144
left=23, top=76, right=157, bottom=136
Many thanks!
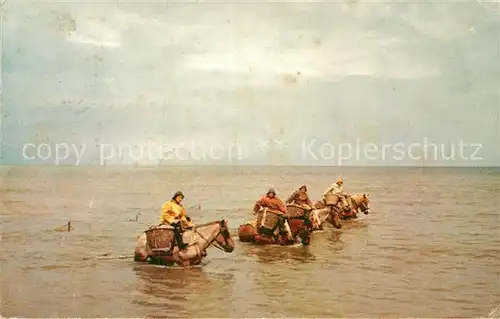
left=287, top=206, right=313, bottom=228
left=152, top=221, right=231, bottom=262
left=194, top=221, right=232, bottom=252
left=258, top=215, right=288, bottom=236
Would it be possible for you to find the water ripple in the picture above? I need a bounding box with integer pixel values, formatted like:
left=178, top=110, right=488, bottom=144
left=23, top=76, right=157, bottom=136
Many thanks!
left=1, top=166, right=499, bottom=318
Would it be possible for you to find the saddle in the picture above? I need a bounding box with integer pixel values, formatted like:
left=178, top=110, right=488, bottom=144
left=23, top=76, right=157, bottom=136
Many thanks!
left=255, top=208, right=289, bottom=237
left=145, top=223, right=198, bottom=254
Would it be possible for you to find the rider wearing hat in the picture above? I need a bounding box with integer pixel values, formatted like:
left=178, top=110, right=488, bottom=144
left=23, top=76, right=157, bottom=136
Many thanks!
left=160, top=191, right=194, bottom=228
left=159, top=191, right=194, bottom=250
left=323, top=177, right=350, bottom=211
left=286, top=184, right=313, bottom=210
left=253, top=187, right=287, bottom=214
left=253, top=187, right=292, bottom=240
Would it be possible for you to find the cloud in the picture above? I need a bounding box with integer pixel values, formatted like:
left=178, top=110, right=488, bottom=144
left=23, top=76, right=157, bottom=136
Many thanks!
left=183, top=49, right=323, bottom=77
left=2, top=0, right=499, bottom=166
left=67, top=34, right=121, bottom=48
left=183, top=41, right=439, bottom=81
left=177, top=4, right=442, bottom=81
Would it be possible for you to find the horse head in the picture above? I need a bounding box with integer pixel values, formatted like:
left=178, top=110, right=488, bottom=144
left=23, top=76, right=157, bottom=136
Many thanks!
left=350, top=193, right=370, bottom=214
left=213, top=219, right=235, bottom=253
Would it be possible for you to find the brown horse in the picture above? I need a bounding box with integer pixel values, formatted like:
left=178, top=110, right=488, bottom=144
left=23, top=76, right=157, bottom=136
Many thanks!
left=311, top=206, right=343, bottom=230
left=238, top=208, right=312, bottom=246
left=134, top=220, right=235, bottom=267
left=347, top=193, right=370, bottom=217
left=286, top=204, right=342, bottom=231
left=314, top=193, right=370, bottom=220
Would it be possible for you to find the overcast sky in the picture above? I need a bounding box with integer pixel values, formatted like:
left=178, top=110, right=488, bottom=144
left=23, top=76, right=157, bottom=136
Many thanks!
left=1, top=0, right=499, bottom=166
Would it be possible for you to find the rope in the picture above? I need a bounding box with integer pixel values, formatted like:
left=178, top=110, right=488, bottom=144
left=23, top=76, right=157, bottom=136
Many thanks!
left=195, top=228, right=226, bottom=252
left=82, top=254, right=133, bottom=261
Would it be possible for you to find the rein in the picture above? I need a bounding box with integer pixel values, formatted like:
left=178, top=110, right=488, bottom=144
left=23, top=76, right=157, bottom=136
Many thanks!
left=350, top=195, right=369, bottom=213
left=194, top=221, right=229, bottom=252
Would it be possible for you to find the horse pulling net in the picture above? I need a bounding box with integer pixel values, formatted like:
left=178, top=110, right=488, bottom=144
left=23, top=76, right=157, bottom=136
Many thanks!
left=145, top=226, right=175, bottom=249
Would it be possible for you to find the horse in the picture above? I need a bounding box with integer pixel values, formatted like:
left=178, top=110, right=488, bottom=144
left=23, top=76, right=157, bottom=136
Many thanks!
left=310, top=206, right=343, bottom=230
left=286, top=204, right=342, bottom=232
left=347, top=193, right=370, bottom=217
left=314, top=193, right=370, bottom=220
left=238, top=208, right=312, bottom=246
left=134, top=219, right=235, bottom=267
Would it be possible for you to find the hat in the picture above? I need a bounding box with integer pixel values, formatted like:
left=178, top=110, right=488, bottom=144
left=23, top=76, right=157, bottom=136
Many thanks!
left=172, top=191, right=185, bottom=200
left=266, top=188, right=276, bottom=195
left=336, top=177, right=343, bottom=184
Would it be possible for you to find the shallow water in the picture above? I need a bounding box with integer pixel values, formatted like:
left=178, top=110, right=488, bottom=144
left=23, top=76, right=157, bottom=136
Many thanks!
left=1, top=166, right=499, bottom=317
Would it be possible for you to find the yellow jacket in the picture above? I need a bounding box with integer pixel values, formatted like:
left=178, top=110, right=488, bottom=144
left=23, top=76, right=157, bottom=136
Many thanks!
left=159, top=200, right=193, bottom=226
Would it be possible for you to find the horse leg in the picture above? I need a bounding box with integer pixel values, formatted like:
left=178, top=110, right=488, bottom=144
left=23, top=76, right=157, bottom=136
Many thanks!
left=150, top=254, right=169, bottom=266
left=134, top=251, right=148, bottom=262
left=298, top=224, right=311, bottom=245
left=286, top=219, right=302, bottom=244
left=134, top=234, right=150, bottom=262
left=181, top=258, right=192, bottom=267
left=164, top=252, right=185, bottom=267
left=254, top=234, right=271, bottom=245
left=278, top=234, right=294, bottom=246
left=343, top=197, right=353, bottom=213
left=288, top=219, right=311, bottom=245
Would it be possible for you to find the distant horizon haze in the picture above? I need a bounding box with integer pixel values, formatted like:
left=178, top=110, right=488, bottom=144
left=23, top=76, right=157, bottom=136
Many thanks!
left=1, top=0, right=499, bottom=166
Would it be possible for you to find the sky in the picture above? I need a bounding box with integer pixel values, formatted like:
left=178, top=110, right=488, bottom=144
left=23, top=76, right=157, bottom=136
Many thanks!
left=1, top=0, right=499, bottom=166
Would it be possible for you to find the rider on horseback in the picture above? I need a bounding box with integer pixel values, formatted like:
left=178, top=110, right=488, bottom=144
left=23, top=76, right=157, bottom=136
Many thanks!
left=323, top=177, right=350, bottom=212
left=253, top=188, right=293, bottom=240
left=160, top=191, right=194, bottom=249
left=286, top=184, right=320, bottom=230
left=286, top=184, right=313, bottom=210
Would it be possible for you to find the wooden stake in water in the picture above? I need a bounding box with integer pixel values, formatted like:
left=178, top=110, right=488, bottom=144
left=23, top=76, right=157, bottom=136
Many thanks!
left=53, top=217, right=73, bottom=232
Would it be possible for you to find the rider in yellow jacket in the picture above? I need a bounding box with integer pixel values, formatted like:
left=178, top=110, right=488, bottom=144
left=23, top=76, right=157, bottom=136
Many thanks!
left=160, top=191, right=193, bottom=228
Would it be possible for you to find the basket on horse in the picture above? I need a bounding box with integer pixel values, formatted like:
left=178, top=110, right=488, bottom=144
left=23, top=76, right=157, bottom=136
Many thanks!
left=145, top=225, right=176, bottom=252
left=255, top=208, right=288, bottom=236
left=286, top=204, right=312, bottom=219
left=324, top=193, right=341, bottom=206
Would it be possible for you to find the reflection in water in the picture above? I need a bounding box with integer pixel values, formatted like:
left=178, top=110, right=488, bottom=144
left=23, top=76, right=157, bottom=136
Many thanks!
left=133, top=264, right=198, bottom=316
left=133, top=264, right=236, bottom=318
left=341, top=219, right=369, bottom=229
left=325, top=230, right=343, bottom=244
left=246, top=245, right=316, bottom=264
left=2, top=166, right=500, bottom=318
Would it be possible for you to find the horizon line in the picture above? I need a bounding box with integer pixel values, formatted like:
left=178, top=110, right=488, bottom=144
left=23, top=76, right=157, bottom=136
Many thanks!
left=0, top=164, right=499, bottom=169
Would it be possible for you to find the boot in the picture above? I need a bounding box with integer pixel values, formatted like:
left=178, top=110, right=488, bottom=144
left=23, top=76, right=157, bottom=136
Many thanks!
left=173, top=222, right=188, bottom=250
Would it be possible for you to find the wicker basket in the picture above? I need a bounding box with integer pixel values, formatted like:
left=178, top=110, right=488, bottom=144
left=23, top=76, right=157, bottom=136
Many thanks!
left=145, top=227, right=174, bottom=249
left=286, top=205, right=307, bottom=219
left=256, top=210, right=281, bottom=230
left=324, top=194, right=340, bottom=206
